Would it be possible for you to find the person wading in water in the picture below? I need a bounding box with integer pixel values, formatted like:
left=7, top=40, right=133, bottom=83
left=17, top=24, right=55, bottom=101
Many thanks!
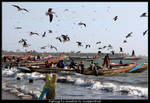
left=102, top=54, right=110, bottom=69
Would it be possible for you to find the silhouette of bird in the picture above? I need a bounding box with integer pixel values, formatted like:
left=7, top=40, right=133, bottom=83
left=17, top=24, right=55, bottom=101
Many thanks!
left=12, top=5, right=29, bottom=12
left=103, top=46, right=107, bottom=49
left=108, top=44, right=113, bottom=49
left=49, top=45, right=57, bottom=51
left=30, top=32, right=39, bottom=36
left=111, top=50, right=115, bottom=55
left=132, top=50, right=135, bottom=56
left=41, top=46, right=47, bottom=49
left=46, top=8, right=54, bottom=23
left=64, top=9, right=69, bottom=12
left=61, top=35, right=70, bottom=42
left=98, top=51, right=101, bottom=55
left=143, top=29, right=148, bottom=36
left=22, top=41, right=30, bottom=47
left=140, top=12, right=148, bottom=17
left=76, top=41, right=83, bottom=47
left=76, top=51, right=81, bottom=53
left=98, top=47, right=102, bottom=50
left=56, top=37, right=62, bottom=42
left=85, top=44, right=90, bottom=49
left=123, top=40, right=127, bottom=43
left=120, top=47, right=123, bottom=52
left=113, top=16, right=118, bottom=21
left=18, top=38, right=27, bottom=43
left=15, top=27, right=22, bottom=29
left=48, top=30, right=53, bottom=33
left=96, top=41, right=101, bottom=44
left=78, top=22, right=86, bottom=27
left=42, top=32, right=46, bottom=37
left=126, top=32, right=132, bottom=39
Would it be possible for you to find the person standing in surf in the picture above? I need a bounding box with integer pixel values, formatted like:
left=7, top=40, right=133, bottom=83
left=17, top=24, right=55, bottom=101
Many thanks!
left=102, top=54, right=110, bottom=69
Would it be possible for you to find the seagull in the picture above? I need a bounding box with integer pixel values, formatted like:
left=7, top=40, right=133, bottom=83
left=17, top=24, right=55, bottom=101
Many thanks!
left=76, top=41, right=83, bottom=47
left=98, top=47, right=102, bottom=50
left=48, top=30, right=53, bottom=33
left=111, top=50, right=115, bottom=55
left=46, top=8, right=55, bottom=23
left=15, top=27, right=22, bottom=29
left=120, top=47, right=123, bottom=52
left=18, top=38, right=27, bottom=43
left=41, top=46, right=47, bottom=49
left=49, top=45, right=57, bottom=51
left=143, top=29, right=148, bottom=36
left=64, top=9, right=69, bottom=12
left=96, top=41, right=101, bottom=44
left=140, top=12, right=148, bottom=17
left=113, top=16, right=118, bottom=21
left=61, top=35, right=70, bottom=42
left=42, top=32, right=46, bottom=37
left=56, top=37, right=62, bottom=42
left=98, top=51, right=101, bottom=55
left=108, top=44, right=113, bottom=49
left=123, top=40, right=127, bottom=43
left=103, top=46, right=107, bottom=49
left=30, top=32, right=39, bottom=36
left=12, top=5, right=29, bottom=12
left=22, top=41, right=30, bottom=47
left=78, top=22, right=86, bottom=27
left=126, top=32, right=133, bottom=39
left=76, top=51, right=81, bottom=54
left=85, top=44, right=90, bottom=49
left=132, top=50, right=135, bottom=56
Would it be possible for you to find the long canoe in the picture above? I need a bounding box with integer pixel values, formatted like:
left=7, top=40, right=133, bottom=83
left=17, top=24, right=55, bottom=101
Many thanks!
left=79, top=64, right=137, bottom=75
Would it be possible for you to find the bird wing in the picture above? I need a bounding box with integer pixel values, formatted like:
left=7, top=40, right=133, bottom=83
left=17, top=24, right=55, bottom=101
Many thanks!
left=12, top=5, right=21, bottom=10
left=49, top=14, right=53, bottom=22
left=23, top=8, right=29, bottom=12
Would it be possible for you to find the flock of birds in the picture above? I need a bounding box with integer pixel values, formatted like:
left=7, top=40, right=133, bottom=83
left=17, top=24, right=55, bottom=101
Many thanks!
left=12, top=4, right=148, bottom=56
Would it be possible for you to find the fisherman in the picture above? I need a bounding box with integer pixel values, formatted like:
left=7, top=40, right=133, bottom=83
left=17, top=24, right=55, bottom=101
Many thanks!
left=79, top=61, right=84, bottom=74
left=69, top=60, right=76, bottom=69
left=45, top=60, right=50, bottom=68
left=57, top=60, right=66, bottom=68
left=102, top=54, right=110, bottom=69
left=89, top=61, right=95, bottom=70
left=119, top=59, right=123, bottom=64
left=39, top=73, right=57, bottom=99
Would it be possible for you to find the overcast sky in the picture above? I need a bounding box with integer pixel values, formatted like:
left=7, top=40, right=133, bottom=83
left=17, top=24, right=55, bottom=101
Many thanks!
left=2, top=2, right=148, bottom=56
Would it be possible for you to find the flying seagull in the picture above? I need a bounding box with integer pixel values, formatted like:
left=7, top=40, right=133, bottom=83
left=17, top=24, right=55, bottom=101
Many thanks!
left=113, top=16, right=118, bottom=21
left=108, top=44, right=113, bottom=49
left=76, top=51, right=81, bottom=54
left=48, top=30, right=53, bottom=33
left=12, top=5, right=29, bottom=12
left=41, top=46, right=47, bottom=49
left=126, top=32, right=133, bottom=39
left=18, top=38, right=27, bottom=43
left=120, top=47, right=123, bottom=52
left=96, top=41, right=101, bottom=44
left=140, top=12, right=148, bottom=17
left=132, top=50, right=135, bottom=56
left=143, top=29, right=148, bottom=36
left=76, top=41, right=83, bottom=47
left=56, top=37, right=62, bottom=42
left=123, top=40, right=127, bottom=43
left=48, top=45, right=57, bottom=51
left=111, top=50, right=115, bottom=55
left=85, top=44, right=90, bottom=49
left=42, top=32, right=46, bottom=37
left=61, top=35, right=70, bottom=42
left=78, top=22, right=86, bottom=27
left=98, top=47, right=102, bottom=50
left=30, top=32, right=39, bottom=36
left=15, top=27, right=22, bottom=29
left=103, top=46, right=107, bottom=49
left=46, top=8, right=55, bottom=23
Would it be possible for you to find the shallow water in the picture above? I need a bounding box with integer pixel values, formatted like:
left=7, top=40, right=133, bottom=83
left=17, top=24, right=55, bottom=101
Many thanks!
left=2, top=58, right=148, bottom=99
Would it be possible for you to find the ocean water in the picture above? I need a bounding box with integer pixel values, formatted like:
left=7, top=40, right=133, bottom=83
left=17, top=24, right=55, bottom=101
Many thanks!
left=2, top=58, right=148, bottom=99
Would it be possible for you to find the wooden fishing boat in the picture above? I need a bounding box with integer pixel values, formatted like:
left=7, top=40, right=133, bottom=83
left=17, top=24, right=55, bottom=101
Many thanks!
left=78, top=64, right=137, bottom=75
left=28, top=66, right=76, bottom=73
left=109, top=63, right=135, bottom=68
left=127, top=63, right=148, bottom=73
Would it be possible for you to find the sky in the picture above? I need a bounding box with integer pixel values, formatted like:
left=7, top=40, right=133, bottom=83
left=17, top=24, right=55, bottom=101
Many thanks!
left=2, top=2, right=148, bottom=56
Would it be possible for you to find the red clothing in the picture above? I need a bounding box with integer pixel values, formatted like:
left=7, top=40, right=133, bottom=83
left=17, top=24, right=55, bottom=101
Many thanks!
left=45, top=61, right=50, bottom=67
left=102, top=56, right=109, bottom=68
